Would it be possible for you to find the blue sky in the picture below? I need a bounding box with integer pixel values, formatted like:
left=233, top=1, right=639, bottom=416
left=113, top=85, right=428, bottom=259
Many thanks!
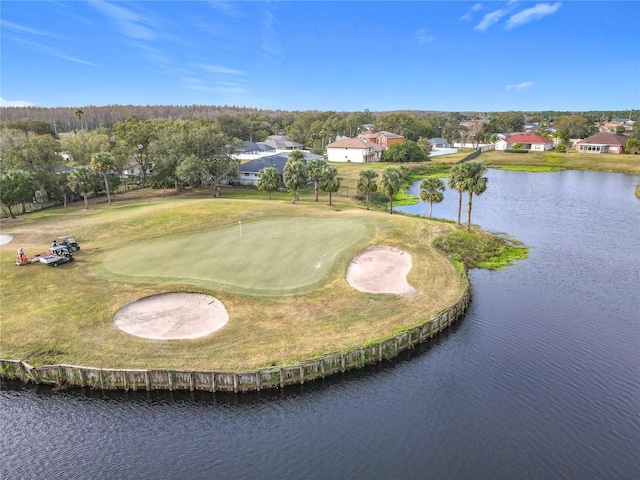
left=1, top=1, right=638, bottom=112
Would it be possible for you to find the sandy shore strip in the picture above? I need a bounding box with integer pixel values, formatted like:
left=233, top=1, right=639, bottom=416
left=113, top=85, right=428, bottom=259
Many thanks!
left=346, top=245, right=416, bottom=297
left=114, top=292, right=229, bottom=340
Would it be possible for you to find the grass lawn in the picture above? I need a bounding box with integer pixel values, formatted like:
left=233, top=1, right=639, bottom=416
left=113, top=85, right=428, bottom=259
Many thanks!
left=0, top=193, right=467, bottom=371
left=477, top=149, right=640, bottom=175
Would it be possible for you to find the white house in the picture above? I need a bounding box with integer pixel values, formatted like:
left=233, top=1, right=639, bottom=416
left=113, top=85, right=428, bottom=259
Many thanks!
left=428, top=137, right=449, bottom=149
left=122, top=158, right=151, bottom=178
left=495, top=133, right=554, bottom=151
left=325, top=138, right=383, bottom=163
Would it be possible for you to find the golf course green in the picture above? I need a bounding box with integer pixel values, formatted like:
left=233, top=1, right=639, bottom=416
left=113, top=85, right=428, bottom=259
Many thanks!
left=0, top=194, right=468, bottom=371
left=94, top=217, right=371, bottom=295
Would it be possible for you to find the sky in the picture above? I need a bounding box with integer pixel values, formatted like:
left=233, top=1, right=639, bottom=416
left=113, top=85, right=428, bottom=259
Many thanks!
left=1, top=1, right=638, bottom=112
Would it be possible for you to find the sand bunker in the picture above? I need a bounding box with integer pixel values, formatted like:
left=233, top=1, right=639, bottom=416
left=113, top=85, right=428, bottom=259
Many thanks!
left=347, top=246, right=416, bottom=297
left=0, top=234, right=13, bottom=246
left=113, top=248, right=414, bottom=339
left=113, top=292, right=229, bottom=340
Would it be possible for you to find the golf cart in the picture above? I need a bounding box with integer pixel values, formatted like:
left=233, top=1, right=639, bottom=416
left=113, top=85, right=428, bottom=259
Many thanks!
left=57, top=235, right=80, bottom=251
left=39, top=245, right=75, bottom=267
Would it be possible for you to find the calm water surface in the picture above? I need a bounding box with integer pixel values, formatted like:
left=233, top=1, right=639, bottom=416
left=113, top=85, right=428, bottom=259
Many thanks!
left=2, top=169, right=639, bottom=480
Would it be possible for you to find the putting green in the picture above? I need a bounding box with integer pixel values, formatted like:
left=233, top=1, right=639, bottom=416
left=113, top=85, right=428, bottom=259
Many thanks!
left=95, top=216, right=371, bottom=294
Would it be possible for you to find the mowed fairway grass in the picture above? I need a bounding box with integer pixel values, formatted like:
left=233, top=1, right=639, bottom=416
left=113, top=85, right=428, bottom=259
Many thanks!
left=0, top=193, right=467, bottom=371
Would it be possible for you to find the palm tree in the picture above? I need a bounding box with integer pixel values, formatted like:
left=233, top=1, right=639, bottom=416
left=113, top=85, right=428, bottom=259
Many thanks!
left=256, top=166, right=281, bottom=199
left=307, top=158, right=327, bottom=201
left=357, top=169, right=378, bottom=210
left=288, top=149, right=305, bottom=163
left=283, top=159, right=308, bottom=204
left=74, top=109, right=84, bottom=130
left=380, top=167, right=402, bottom=214
left=448, top=163, right=467, bottom=225
left=91, top=151, right=115, bottom=205
left=419, top=177, right=445, bottom=219
left=459, top=161, right=488, bottom=231
left=319, top=164, right=340, bottom=206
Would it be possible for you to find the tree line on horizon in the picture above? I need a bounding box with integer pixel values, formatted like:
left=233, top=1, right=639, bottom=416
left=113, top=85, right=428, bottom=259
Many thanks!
left=3, top=108, right=639, bottom=160
left=1, top=104, right=637, bottom=139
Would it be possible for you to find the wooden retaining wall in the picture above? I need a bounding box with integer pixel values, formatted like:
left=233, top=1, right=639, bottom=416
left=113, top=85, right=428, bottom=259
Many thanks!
left=1, top=288, right=470, bottom=393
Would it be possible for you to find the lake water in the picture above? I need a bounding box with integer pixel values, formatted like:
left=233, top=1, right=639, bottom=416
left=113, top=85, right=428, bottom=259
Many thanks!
left=2, top=169, right=639, bottom=480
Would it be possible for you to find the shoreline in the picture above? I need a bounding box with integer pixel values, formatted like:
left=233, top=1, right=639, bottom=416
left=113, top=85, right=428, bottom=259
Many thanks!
left=0, top=287, right=470, bottom=393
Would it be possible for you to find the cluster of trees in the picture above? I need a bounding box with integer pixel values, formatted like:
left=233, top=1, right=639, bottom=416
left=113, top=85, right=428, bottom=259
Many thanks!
left=2, top=101, right=636, bottom=218
left=257, top=153, right=342, bottom=205
left=381, top=140, right=430, bottom=162
left=352, top=160, right=488, bottom=226
left=4, top=106, right=638, bottom=163
left=417, top=161, right=488, bottom=231
left=0, top=117, right=241, bottom=216
left=256, top=155, right=417, bottom=215
left=2, top=104, right=636, bottom=138
left=354, top=166, right=409, bottom=215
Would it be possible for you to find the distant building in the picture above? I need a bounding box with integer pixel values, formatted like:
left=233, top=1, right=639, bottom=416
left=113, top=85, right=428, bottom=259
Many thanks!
left=263, top=135, right=302, bottom=150
left=575, top=133, right=628, bottom=154
left=233, top=151, right=325, bottom=185
left=236, top=154, right=289, bottom=186
left=495, top=133, right=553, bottom=151
left=599, top=119, right=635, bottom=133
left=428, top=137, right=449, bottom=149
left=325, top=138, right=383, bottom=163
left=238, top=141, right=276, bottom=156
left=358, top=130, right=404, bottom=149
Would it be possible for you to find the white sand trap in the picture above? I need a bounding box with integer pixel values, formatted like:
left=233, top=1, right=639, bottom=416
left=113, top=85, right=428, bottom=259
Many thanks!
left=347, top=246, right=416, bottom=297
left=114, top=292, right=229, bottom=340
left=0, top=234, right=13, bottom=245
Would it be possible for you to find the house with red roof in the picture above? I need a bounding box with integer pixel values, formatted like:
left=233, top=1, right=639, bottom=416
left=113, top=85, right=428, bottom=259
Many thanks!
left=495, top=133, right=554, bottom=152
left=358, top=130, right=404, bottom=149
left=574, top=133, right=628, bottom=154
left=325, top=138, right=383, bottom=163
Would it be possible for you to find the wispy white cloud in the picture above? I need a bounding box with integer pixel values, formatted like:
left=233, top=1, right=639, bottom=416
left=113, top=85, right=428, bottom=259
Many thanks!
left=460, top=3, right=483, bottom=21
left=506, top=81, right=533, bottom=91
left=132, top=42, right=172, bottom=65
left=260, top=7, right=283, bottom=60
left=0, top=96, right=37, bottom=107
left=182, top=77, right=211, bottom=93
left=474, top=7, right=509, bottom=31
left=0, top=19, right=96, bottom=65
left=92, top=1, right=157, bottom=41
left=506, top=3, right=562, bottom=30
left=183, top=64, right=249, bottom=97
left=1, top=20, right=60, bottom=39
left=214, top=85, right=246, bottom=95
left=200, top=65, right=244, bottom=76
left=415, top=29, right=435, bottom=44
left=206, top=0, right=245, bottom=18
left=6, top=35, right=99, bottom=66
